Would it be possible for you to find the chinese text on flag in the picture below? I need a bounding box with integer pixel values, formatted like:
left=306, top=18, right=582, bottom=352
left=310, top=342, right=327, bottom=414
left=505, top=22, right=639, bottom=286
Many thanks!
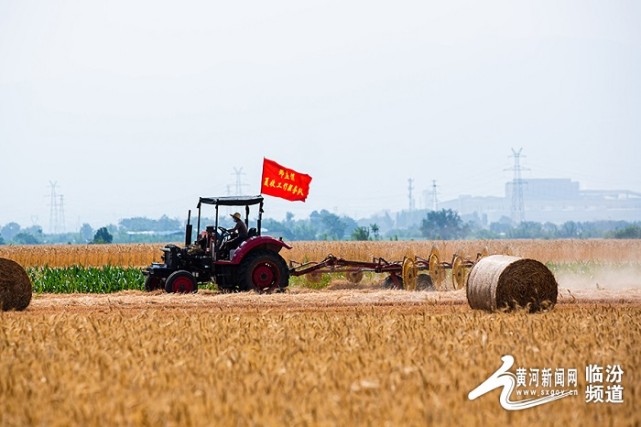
left=261, top=158, right=312, bottom=202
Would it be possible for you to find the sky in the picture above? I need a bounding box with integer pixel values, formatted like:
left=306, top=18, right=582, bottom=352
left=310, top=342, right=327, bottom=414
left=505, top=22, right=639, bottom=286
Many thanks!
left=1, top=0, right=640, bottom=232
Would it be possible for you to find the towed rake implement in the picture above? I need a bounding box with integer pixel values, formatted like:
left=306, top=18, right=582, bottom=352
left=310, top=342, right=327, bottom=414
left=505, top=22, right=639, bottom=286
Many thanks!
left=289, top=246, right=489, bottom=291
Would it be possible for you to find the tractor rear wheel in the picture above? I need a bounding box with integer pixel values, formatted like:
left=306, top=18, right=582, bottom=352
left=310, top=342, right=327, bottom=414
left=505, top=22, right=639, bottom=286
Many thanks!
left=238, top=250, right=289, bottom=293
left=165, top=270, right=197, bottom=293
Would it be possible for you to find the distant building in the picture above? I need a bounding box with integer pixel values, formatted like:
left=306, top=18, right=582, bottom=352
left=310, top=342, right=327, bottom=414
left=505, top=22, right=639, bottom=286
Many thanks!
left=434, top=178, right=641, bottom=224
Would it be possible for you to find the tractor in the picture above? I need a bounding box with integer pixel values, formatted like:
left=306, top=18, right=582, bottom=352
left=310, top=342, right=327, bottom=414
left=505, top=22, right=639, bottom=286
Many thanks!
left=143, top=195, right=291, bottom=293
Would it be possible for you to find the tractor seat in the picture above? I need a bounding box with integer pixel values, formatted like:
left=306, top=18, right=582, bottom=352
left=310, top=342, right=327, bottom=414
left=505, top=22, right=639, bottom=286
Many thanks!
left=247, top=227, right=257, bottom=238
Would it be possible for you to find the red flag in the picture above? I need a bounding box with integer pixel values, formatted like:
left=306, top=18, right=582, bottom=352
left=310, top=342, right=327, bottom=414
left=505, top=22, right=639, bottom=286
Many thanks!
left=261, top=158, right=312, bottom=202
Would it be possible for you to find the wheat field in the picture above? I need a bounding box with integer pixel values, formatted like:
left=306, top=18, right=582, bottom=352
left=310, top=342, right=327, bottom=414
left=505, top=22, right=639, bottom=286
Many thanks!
left=0, top=244, right=163, bottom=268
left=1, top=239, right=640, bottom=268
left=0, top=301, right=639, bottom=426
left=283, top=239, right=641, bottom=265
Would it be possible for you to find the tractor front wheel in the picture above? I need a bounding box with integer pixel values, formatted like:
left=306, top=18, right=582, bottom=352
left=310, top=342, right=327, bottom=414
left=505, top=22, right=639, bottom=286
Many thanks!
left=238, top=250, right=289, bottom=293
left=165, top=270, right=197, bottom=294
left=144, top=275, right=163, bottom=292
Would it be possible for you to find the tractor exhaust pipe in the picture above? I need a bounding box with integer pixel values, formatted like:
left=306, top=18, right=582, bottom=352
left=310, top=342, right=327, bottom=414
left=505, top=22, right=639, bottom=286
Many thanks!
left=185, top=210, right=192, bottom=247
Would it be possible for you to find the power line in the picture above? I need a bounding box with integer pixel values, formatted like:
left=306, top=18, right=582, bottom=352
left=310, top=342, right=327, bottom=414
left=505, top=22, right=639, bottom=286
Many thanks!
left=58, top=195, right=66, bottom=233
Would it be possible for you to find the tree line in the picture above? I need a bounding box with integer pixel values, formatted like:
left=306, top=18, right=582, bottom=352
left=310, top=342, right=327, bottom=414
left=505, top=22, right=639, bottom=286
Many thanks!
left=1, top=209, right=640, bottom=245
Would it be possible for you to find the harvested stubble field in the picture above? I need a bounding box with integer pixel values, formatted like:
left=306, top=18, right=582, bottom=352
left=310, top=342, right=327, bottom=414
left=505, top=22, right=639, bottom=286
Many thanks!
left=1, top=240, right=640, bottom=426
left=2, top=290, right=640, bottom=426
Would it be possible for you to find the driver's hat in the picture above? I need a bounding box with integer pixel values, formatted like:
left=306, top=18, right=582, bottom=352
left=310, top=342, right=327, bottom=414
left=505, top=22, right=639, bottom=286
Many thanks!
left=231, top=212, right=242, bottom=220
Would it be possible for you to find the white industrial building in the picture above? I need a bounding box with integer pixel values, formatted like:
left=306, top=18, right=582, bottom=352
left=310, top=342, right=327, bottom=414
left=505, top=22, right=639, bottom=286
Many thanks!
left=436, top=178, right=641, bottom=224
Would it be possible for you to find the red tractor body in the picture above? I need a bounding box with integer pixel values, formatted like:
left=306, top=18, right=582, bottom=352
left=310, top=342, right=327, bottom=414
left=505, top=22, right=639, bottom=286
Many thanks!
left=143, top=195, right=291, bottom=293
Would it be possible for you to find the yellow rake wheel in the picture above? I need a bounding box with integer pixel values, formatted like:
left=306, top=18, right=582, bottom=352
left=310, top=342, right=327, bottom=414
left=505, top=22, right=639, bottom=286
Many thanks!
left=402, top=257, right=418, bottom=291
left=451, top=254, right=468, bottom=290
left=428, top=246, right=445, bottom=289
left=346, top=270, right=364, bottom=284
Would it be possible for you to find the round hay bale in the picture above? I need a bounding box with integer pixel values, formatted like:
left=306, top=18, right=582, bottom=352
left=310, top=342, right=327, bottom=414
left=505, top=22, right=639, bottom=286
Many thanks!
left=0, top=258, right=32, bottom=311
left=466, top=255, right=557, bottom=313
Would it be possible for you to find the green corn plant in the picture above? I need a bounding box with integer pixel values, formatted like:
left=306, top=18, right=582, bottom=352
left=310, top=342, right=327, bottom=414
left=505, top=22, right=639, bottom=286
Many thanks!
left=28, top=266, right=145, bottom=293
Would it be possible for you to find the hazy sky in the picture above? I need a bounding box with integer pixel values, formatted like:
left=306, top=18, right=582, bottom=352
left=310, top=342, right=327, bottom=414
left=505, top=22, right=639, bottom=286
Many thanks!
left=1, top=0, right=640, bottom=231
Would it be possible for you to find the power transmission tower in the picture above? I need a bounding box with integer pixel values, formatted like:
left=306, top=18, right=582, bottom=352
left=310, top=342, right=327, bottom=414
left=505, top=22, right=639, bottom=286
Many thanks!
left=231, top=167, right=248, bottom=195
left=431, top=180, right=439, bottom=211
left=48, top=181, right=66, bottom=234
left=408, top=178, right=415, bottom=212
left=506, top=148, right=529, bottom=223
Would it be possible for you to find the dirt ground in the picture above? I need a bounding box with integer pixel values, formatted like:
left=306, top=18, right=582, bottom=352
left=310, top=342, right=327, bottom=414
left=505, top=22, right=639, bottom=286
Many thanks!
left=29, top=282, right=641, bottom=314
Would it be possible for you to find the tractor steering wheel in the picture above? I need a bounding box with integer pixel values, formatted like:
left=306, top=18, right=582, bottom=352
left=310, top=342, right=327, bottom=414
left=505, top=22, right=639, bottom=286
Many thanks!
left=218, top=226, right=230, bottom=240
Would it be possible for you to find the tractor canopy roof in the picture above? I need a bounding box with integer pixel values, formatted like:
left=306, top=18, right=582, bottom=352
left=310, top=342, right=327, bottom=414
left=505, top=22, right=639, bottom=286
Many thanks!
left=197, top=195, right=264, bottom=208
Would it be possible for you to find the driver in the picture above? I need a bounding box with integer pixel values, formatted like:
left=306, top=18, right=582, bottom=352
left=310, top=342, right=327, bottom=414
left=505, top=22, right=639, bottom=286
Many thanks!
left=196, top=226, right=218, bottom=253
left=225, top=212, right=248, bottom=251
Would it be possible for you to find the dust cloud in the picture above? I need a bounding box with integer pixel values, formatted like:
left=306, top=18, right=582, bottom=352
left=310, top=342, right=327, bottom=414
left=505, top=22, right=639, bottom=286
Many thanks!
left=555, top=265, right=641, bottom=290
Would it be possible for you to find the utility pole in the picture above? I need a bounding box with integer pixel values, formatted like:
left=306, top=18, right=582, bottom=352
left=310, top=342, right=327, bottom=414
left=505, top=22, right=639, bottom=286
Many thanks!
left=506, top=148, right=529, bottom=223
left=58, top=194, right=66, bottom=234
left=431, top=180, right=439, bottom=211
left=49, top=181, right=58, bottom=234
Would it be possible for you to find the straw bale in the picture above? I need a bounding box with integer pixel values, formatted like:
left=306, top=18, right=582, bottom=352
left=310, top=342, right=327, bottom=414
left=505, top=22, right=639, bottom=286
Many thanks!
left=0, top=258, right=32, bottom=311
left=466, top=255, right=557, bottom=312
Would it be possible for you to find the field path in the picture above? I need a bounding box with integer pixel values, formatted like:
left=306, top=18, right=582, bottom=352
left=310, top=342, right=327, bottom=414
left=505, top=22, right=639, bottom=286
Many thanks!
left=30, top=286, right=641, bottom=313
